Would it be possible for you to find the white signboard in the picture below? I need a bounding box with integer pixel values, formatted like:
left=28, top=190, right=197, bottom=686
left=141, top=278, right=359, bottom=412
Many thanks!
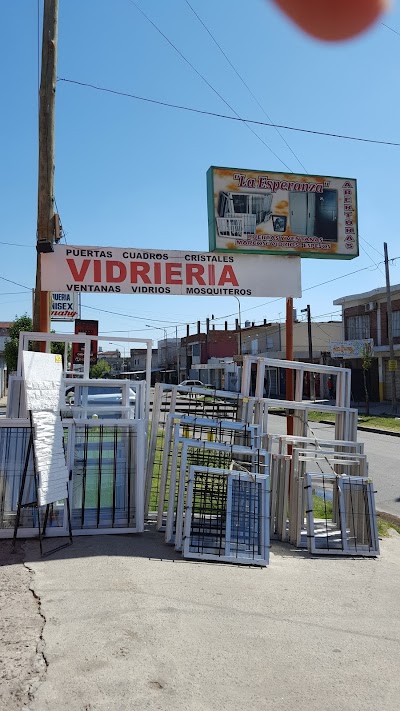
left=41, top=245, right=302, bottom=298
left=22, top=351, right=69, bottom=506
left=51, top=291, right=80, bottom=321
left=330, top=339, right=374, bottom=358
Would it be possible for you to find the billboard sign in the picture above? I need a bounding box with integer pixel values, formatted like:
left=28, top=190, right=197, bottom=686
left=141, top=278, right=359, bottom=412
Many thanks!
left=72, top=319, right=99, bottom=367
left=41, top=244, right=302, bottom=298
left=207, top=166, right=358, bottom=259
left=51, top=291, right=80, bottom=321
left=330, top=339, right=373, bottom=358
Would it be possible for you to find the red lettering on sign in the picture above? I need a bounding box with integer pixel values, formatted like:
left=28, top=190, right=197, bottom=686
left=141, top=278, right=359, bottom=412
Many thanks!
left=106, top=261, right=126, bottom=282
left=186, top=264, right=205, bottom=285
left=93, top=260, right=102, bottom=282
left=154, top=262, right=161, bottom=284
left=166, top=263, right=182, bottom=284
left=208, top=264, right=215, bottom=286
left=218, top=265, right=238, bottom=287
left=66, top=259, right=90, bottom=282
left=130, top=262, right=151, bottom=284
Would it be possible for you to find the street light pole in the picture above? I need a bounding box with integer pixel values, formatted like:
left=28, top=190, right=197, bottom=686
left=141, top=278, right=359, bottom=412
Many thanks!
left=145, top=325, right=168, bottom=377
left=232, top=295, right=242, bottom=356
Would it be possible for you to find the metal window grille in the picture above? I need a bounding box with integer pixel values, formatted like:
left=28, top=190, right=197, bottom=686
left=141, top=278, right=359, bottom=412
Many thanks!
left=183, top=466, right=270, bottom=566
left=70, top=423, right=142, bottom=531
left=392, top=310, right=400, bottom=338
left=168, top=437, right=269, bottom=550
left=0, top=421, right=64, bottom=533
left=156, top=415, right=260, bottom=530
left=145, top=384, right=246, bottom=518
left=346, top=314, right=371, bottom=340
left=304, top=473, right=379, bottom=556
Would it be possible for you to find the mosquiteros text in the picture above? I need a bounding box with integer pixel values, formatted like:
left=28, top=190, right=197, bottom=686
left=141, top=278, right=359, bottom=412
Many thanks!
left=64, top=248, right=252, bottom=295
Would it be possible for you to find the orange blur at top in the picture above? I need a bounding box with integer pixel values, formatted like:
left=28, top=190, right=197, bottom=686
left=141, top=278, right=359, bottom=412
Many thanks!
left=271, top=0, right=388, bottom=42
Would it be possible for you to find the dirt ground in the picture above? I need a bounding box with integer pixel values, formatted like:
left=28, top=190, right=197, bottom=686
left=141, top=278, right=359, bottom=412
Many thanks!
left=0, top=541, right=46, bottom=711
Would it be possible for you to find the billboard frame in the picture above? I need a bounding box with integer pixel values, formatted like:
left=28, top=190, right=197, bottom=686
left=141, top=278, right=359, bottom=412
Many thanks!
left=207, top=165, right=359, bottom=260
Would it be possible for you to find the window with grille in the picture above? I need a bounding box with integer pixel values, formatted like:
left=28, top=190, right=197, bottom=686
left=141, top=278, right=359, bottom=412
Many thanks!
left=392, top=311, right=400, bottom=337
left=251, top=339, right=258, bottom=355
left=346, top=314, right=370, bottom=340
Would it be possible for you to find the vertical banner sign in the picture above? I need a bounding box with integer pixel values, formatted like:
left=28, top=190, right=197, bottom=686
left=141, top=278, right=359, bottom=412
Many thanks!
left=207, top=166, right=358, bottom=259
left=72, top=319, right=99, bottom=367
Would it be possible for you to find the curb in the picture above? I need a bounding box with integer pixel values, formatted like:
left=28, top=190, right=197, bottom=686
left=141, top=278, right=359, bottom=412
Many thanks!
left=377, top=510, right=400, bottom=528
left=318, top=419, right=400, bottom=437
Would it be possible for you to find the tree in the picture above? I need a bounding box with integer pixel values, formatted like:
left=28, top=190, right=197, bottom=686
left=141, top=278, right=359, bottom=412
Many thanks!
left=361, top=343, right=373, bottom=416
left=4, top=314, right=33, bottom=374
left=90, top=359, right=111, bottom=379
left=4, top=314, right=73, bottom=374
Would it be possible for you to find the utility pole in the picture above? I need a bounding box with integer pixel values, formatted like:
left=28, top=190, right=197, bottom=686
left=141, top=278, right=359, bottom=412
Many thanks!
left=33, top=0, right=59, bottom=338
left=384, top=242, right=397, bottom=414
left=286, top=297, right=294, bottom=435
left=301, top=304, right=315, bottom=401
left=175, top=326, right=180, bottom=384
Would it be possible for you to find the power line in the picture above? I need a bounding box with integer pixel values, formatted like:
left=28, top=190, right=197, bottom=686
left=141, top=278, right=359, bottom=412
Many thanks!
left=0, top=241, right=34, bottom=248
left=359, top=238, right=384, bottom=276
left=57, top=77, right=400, bottom=147
left=81, top=302, right=193, bottom=325
left=184, top=0, right=307, bottom=173
left=381, top=22, right=400, bottom=36
left=125, top=1, right=292, bottom=170
left=0, top=275, right=32, bottom=290
left=360, top=235, right=382, bottom=258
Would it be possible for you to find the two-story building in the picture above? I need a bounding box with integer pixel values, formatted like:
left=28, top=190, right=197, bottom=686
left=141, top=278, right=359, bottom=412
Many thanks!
left=334, top=284, right=400, bottom=401
left=181, top=319, right=342, bottom=397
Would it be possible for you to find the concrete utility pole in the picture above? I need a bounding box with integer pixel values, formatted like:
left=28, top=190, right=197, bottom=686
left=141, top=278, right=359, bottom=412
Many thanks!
left=384, top=242, right=397, bottom=414
left=286, top=297, right=294, bottom=435
left=33, top=0, right=59, bottom=336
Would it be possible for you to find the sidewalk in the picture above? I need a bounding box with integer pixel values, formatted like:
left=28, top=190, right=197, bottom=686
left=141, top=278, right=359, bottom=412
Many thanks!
left=2, top=529, right=400, bottom=711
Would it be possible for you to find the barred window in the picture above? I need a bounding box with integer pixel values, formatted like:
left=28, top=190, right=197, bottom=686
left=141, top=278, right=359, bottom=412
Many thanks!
left=392, top=311, right=400, bottom=338
left=346, top=314, right=370, bottom=340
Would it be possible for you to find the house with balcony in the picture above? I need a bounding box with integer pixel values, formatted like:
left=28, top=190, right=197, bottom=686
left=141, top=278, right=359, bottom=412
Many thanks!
left=334, top=284, right=400, bottom=401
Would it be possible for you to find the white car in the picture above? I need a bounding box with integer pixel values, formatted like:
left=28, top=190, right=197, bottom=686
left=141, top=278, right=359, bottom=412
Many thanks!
left=178, top=380, right=204, bottom=388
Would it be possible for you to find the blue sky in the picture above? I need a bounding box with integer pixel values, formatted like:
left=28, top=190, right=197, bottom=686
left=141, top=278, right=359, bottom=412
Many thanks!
left=2, top=0, right=400, bottom=349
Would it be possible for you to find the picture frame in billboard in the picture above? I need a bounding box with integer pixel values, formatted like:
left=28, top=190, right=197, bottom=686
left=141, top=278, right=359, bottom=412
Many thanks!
left=207, top=166, right=359, bottom=260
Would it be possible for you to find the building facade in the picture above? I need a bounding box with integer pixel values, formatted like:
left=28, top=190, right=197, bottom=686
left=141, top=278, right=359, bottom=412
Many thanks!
left=334, top=284, right=400, bottom=401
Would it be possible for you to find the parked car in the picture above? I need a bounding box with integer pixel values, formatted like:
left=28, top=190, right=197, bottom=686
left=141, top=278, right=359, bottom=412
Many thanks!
left=178, top=380, right=204, bottom=388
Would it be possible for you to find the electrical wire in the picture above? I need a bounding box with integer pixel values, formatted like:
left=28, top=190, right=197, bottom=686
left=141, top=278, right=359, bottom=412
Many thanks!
left=0, top=275, right=32, bottom=290
left=79, top=255, right=399, bottom=328
left=57, top=77, right=400, bottom=147
left=125, top=0, right=292, bottom=169
left=0, top=241, right=34, bottom=248
left=359, top=238, right=384, bottom=276
left=381, top=22, right=400, bottom=36
left=184, top=0, right=307, bottom=173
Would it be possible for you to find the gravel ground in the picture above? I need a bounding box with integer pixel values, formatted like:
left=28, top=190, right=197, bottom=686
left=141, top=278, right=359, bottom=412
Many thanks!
left=0, top=541, right=46, bottom=711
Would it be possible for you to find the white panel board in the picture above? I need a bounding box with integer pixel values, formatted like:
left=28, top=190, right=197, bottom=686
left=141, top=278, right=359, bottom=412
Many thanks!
left=22, top=351, right=68, bottom=506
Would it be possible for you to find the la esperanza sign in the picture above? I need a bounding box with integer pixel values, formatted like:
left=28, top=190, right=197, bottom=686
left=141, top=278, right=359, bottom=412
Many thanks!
left=41, top=245, right=302, bottom=298
left=207, top=166, right=358, bottom=259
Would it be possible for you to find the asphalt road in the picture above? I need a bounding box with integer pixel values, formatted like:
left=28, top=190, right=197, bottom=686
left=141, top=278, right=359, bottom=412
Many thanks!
left=267, top=415, right=400, bottom=519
